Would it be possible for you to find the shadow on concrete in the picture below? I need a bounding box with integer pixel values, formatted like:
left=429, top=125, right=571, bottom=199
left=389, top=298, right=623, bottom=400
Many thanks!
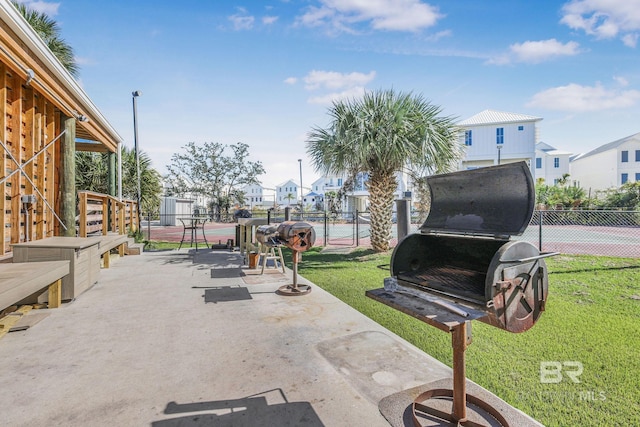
left=203, top=286, right=252, bottom=303
left=192, top=250, right=244, bottom=268
left=210, top=267, right=243, bottom=279
left=151, top=389, right=325, bottom=427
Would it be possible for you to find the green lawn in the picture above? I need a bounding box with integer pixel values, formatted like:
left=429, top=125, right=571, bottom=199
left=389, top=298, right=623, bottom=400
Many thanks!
left=295, top=247, right=640, bottom=427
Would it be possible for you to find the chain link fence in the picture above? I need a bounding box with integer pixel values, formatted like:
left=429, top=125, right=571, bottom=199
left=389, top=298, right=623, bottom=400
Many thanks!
left=143, top=209, right=640, bottom=258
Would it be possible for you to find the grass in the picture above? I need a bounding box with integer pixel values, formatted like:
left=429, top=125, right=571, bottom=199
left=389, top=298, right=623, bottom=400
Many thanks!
left=295, top=247, right=640, bottom=427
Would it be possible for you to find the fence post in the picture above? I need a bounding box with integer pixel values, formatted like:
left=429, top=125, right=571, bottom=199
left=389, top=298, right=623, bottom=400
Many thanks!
left=147, top=211, right=151, bottom=241
left=324, top=211, right=328, bottom=247
left=538, top=210, right=543, bottom=252
left=355, top=209, right=360, bottom=247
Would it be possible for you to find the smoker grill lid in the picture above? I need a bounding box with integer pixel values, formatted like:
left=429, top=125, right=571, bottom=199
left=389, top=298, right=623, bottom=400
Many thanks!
left=420, top=161, right=535, bottom=237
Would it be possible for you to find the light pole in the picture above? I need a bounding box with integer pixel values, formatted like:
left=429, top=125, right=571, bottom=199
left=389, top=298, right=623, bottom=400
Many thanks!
left=497, top=144, right=502, bottom=165
left=298, top=158, right=303, bottom=217
left=132, top=91, right=142, bottom=226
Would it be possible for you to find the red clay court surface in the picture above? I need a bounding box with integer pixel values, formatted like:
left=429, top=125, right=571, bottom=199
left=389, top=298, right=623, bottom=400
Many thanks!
left=145, top=222, right=640, bottom=258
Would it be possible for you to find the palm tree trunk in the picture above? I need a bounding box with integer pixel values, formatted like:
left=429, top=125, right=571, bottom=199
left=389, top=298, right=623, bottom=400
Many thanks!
left=367, top=169, right=397, bottom=252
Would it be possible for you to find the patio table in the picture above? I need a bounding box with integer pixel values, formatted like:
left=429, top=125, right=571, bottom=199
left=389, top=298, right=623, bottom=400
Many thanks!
left=178, top=217, right=209, bottom=251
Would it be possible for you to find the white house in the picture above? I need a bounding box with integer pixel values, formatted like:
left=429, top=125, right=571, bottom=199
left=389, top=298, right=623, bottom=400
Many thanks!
left=535, top=142, right=572, bottom=185
left=275, top=179, right=300, bottom=206
left=243, top=183, right=266, bottom=208
left=570, top=132, right=640, bottom=191
left=457, top=110, right=542, bottom=176
left=309, top=172, right=406, bottom=212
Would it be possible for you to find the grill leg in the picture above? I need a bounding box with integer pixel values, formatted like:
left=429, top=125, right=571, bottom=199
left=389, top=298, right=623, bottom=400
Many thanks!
left=452, top=321, right=469, bottom=422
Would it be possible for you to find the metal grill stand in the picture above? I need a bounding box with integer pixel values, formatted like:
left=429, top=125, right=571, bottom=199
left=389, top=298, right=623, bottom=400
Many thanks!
left=366, top=288, right=509, bottom=426
left=277, top=250, right=312, bottom=296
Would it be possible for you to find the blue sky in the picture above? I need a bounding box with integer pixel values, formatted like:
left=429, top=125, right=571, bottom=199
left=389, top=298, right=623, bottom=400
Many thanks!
left=19, top=0, right=640, bottom=190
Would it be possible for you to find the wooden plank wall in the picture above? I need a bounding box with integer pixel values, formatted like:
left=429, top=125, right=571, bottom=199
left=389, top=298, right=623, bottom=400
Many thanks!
left=0, top=63, right=60, bottom=254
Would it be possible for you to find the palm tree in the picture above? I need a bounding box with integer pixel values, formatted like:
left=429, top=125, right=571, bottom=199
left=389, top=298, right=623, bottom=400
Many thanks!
left=12, top=1, right=79, bottom=77
left=76, top=147, right=162, bottom=215
left=285, top=193, right=295, bottom=206
left=307, top=89, right=463, bottom=252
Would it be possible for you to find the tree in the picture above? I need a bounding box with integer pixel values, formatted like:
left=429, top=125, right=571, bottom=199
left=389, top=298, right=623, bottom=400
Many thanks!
left=12, top=1, right=79, bottom=77
left=535, top=175, right=586, bottom=209
left=76, top=146, right=162, bottom=215
left=594, top=182, right=640, bottom=210
left=307, top=89, right=463, bottom=252
left=166, top=142, right=265, bottom=221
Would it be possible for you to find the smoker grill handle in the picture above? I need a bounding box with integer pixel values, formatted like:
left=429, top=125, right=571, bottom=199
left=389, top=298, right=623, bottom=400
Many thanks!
left=499, top=252, right=559, bottom=264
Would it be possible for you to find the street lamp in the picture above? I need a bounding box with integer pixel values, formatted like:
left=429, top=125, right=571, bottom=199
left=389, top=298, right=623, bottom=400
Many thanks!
left=497, top=144, right=502, bottom=165
left=132, top=91, right=142, bottom=224
left=298, top=158, right=303, bottom=217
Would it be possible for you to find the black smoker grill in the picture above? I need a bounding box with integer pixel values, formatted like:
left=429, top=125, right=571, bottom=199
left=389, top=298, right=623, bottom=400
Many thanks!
left=256, top=221, right=316, bottom=295
left=367, top=162, right=556, bottom=426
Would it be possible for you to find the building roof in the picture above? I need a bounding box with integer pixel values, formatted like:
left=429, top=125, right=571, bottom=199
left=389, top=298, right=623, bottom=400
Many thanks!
left=574, top=132, right=640, bottom=160
left=458, top=109, right=542, bottom=126
left=276, top=179, right=297, bottom=188
left=0, top=2, right=122, bottom=152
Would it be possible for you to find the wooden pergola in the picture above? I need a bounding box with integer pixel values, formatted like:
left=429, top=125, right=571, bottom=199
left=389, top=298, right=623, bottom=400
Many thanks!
left=0, top=3, right=123, bottom=255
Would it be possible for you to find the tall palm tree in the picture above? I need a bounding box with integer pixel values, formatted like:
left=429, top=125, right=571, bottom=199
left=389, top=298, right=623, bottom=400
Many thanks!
left=12, top=1, right=79, bottom=77
left=307, top=89, right=463, bottom=252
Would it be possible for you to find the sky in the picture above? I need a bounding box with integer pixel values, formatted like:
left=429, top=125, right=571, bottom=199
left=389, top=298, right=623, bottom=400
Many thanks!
left=17, top=0, right=640, bottom=191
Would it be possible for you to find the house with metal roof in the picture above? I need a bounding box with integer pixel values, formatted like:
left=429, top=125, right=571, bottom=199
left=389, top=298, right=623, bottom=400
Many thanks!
left=0, top=3, right=125, bottom=255
left=570, top=132, right=640, bottom=191
left=535, top=142, right=572, bottom=185
left=457, top=110, right=542, bottom=176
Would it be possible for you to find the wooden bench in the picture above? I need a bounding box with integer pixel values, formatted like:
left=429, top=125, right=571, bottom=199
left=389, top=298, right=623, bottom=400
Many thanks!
left=0, top=261, right=70, bottom=311
left=89, top=234, right=129, bottom=268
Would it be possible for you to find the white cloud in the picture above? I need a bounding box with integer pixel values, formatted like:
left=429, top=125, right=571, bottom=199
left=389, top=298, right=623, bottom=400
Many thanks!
left=297, top=0, right=443, bottom=33
left=613, top=75, right=629, bottom=86
left=303, top=70, right=376, bottom=90
left=488, top=39, right=581, bottom=65
left=308, top=86, right=367, bottom=105
left=228, top=10, right=255, bottom=30
left=561, top=0, right=640, bottom=47
left=262, top=15, right=279, bottom=25
left=526, top=82, right=640, bottom=112
left=622, top=33, right=639, bottom=47
left=510, top=39, right=581, bottom=63
left=284, top=77, right=298, bottom=85
left=16, top=1, right=60, bottom=16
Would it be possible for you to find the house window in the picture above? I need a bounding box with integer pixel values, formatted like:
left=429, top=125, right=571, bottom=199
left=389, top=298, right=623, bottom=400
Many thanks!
left=518, top=125, right=524, bottom=131
left=496, top=128, right=504, bottom=144
left=338, top=178, right=343, bottom=186
left=636, top=173, right=640, bottom=182
left=636, top=150, right=640, bottom=162
left=622, top=151, right=628, bottom=162
left=465, top=130, right=472, bottom=146
left=554, top=158, right=559, bottom=168
left=535, top=158, right=542, bottom=169
left=622, top=173, right=628, bottom=184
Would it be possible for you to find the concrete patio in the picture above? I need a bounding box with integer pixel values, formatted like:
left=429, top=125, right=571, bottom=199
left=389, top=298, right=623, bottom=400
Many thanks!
left=0, top=249, right=542, bottom=426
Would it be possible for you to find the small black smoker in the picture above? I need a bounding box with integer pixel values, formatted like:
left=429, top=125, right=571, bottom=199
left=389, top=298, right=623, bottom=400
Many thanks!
left=367, top=161, right=556, bottom=426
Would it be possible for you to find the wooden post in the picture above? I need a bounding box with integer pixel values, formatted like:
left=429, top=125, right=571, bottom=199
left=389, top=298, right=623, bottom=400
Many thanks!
left=108, top=152, right=116, bottom=231
left=451, top=321, right=469, bottom=422
left=60, top=115, right=76, bottom=236
left=48, top=279, right=62, bottom=308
